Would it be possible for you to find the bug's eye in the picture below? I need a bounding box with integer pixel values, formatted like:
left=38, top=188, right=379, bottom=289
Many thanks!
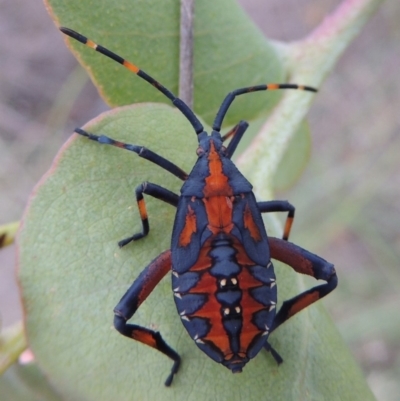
left=196, top=147, right=205, bottom=156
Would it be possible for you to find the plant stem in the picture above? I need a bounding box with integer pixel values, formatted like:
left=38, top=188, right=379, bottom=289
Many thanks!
left=179, top=0, right=195, bottom=109
left=237, top=0, right=384, bottom=202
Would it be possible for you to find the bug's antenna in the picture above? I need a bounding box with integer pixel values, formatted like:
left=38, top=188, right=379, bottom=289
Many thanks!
left=60, top=27, right=204, bottom=136
left=212, top=84, right=317, bottom=132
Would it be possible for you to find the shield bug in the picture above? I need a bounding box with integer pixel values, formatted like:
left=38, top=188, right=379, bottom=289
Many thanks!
left=60, top=27, right=337, bottom=386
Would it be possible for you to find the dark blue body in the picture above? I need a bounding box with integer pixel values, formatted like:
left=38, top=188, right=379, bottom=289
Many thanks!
left=170, top=133, right=277, bottom=371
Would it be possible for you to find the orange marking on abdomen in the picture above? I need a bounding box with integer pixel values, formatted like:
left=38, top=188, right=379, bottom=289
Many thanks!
left=267, top=83, right=279, bottom=90
left=123, top=60, right=140, bottom=74
left=243, top=203, right=261, bottom=241
left=179, top=205, right=197, bottom=247
left=231, top=237, right=256, bottom=266
left=218, top=238, right=267, bottom=356
left=188, top=270, right=216, bottom=294
left=189, top=270, right=232, bottom=355
left=234, top=252, right=268, bottom=353
left=190, top=242, right=213, bottom=271
left=237, top=263, right=265, bottom=291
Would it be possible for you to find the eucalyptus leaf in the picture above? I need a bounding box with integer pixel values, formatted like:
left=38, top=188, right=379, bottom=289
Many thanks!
left=16, top=0, right=379, bottom=399
left=0, top=363, right=64, bottom=401
left=46, top=0, right=284, bottom=127
left=18, top=104, right=374, bottom=400
left=273, top=121, right=312, bottom=191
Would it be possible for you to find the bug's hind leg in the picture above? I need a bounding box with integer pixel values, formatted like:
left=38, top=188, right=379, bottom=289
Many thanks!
left=263, top=341, right=283, bottom=365
left=257, top=200, right=295, bottom=241
left=118, top=182, right=179, bottom=247
left=113, top=249, right=180, bottom=386
left=269, top=237, right=337, bottom=332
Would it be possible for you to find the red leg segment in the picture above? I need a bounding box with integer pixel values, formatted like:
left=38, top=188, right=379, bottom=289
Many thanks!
left=268, top=237, right=337, bottom=332
left=113, top=250, right=180, bottom=386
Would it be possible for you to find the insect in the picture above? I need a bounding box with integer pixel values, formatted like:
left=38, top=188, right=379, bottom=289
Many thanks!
left=60, top=27, right=337, bottom=386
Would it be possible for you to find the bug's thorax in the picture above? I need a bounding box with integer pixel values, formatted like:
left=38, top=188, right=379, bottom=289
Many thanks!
left=181, top=132, right=252, bottom=199
left=203, top=139, right=232, bottom=196
left=200, top=138, right=234, bottom=233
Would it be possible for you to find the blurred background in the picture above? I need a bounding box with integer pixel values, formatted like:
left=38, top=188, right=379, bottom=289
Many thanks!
left=0, top=1, right=399, bottom=400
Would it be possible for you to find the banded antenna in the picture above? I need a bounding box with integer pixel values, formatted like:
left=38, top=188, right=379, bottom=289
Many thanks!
left=60, top=27, right=204, bottom=136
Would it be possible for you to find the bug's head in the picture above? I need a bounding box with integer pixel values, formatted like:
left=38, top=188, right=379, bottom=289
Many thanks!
left=195, top=130, right=227, bottom=159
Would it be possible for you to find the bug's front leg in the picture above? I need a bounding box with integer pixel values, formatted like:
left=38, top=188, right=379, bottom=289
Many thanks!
left=75, top=128, right=189, bottom=180
left=118, top=182, right=179, bottom=247
left=268, top=237, right=338, bottom=332
left=113, top=249, right=180, bottom=386
left=220, top=120, right=249, bottom=159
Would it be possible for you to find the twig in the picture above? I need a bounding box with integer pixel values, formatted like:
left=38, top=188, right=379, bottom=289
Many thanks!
left=179, top=0, right=195, bottom=108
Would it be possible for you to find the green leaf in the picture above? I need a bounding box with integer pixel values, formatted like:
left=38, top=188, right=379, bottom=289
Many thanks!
left=19, top=1, right=382, bottom=399
left=273, top=121, right=312, bottom=191
left=0, top=363, right=64, bottom=401
left=46, top=0, right=284, bottom=127
left=18, top=104, right=375, bottom=400
left=231, top=117, right=312, bottom=192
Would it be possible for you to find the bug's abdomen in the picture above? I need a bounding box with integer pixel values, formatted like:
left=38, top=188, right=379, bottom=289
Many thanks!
left=172, top=233, right=277, bottom=372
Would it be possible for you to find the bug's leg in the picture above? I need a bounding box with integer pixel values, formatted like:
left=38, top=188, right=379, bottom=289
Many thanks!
left=114, top=249, right=180, bottom=386
left=221, top=120, right=249, bottom=159
left=257, top=200, right=295, bottom=241
left=75, top=128, right=188, bottom=180
left=268, top=237, right=338, bottom=332
left=118, top=182, right=179, bottom=248
left=263, top=341, right=284, bottom=365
